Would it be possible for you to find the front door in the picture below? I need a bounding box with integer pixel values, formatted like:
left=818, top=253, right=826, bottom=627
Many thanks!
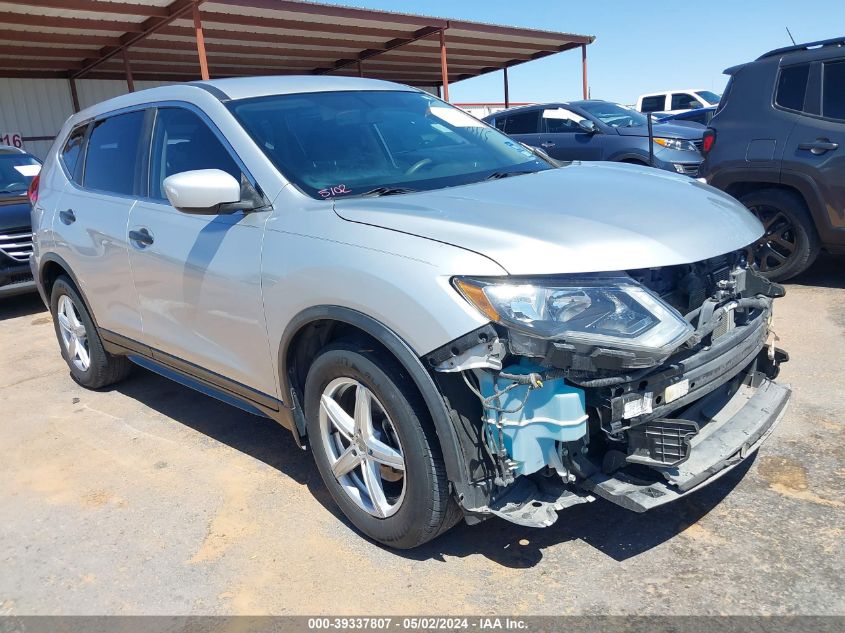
left=538, top=107, right=604, bottom=161
left=126, top=106, right=277, bottom=397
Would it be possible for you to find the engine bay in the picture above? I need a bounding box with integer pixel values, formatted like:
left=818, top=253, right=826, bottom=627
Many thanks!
left=430, top=255, right=790, bottom=527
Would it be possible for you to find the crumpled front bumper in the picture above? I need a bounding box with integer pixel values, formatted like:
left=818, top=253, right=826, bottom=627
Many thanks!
left=579, top=371, right=791, bottom=512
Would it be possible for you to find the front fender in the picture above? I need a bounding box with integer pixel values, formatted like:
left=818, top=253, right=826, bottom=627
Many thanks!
left=278, top=305, right=484, bottom=507
left=261, top=212, right=506, bottom=508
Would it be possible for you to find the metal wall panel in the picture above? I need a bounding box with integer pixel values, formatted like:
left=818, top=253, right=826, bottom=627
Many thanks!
left=0, top=78, right=74, bottom=160
left=0, top=78, right=172, bottom=159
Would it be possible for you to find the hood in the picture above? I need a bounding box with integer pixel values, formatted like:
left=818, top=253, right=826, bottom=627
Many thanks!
left=0, top=196, right=32, bottom=232
left=616, top=121, right=704, bottom=139
left=333, top=162, right=763, bottom=276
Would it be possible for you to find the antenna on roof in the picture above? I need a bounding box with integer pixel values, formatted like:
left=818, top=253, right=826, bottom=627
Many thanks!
left=786, top=27, right=797, bottom=45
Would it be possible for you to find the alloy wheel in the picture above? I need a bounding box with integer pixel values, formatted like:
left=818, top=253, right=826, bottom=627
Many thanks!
left=745, top=204, right=797, bottom=274
left=319, top=377, right=406, bottom=518
left=57, top=294, right=90, bottom=372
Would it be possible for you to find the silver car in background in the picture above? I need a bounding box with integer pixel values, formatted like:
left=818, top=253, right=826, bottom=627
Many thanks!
left=30, top=77, right=790, bottom=548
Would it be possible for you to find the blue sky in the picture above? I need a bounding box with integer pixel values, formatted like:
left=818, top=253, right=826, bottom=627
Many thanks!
left=326, top=0, right=845, bottom=105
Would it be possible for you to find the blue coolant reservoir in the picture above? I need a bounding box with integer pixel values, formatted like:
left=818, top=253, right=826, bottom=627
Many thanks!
left=478, top=364, right=588, bottom=476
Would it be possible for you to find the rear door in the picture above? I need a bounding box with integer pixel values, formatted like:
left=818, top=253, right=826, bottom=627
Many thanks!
left=126, top=105, right=276, bottom=397
left=51, top=110, right=146, bottom=338
left=499, top=109, right=543, bottom=150
left=781, top=57, right=845, bottom=239
left=537, top=106, right=604, bottom=161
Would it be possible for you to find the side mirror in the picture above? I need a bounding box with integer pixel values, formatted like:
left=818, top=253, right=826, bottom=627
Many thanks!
left=163, top=169, right=264, bottom=215
left=577, top=119, right=598, bottom=134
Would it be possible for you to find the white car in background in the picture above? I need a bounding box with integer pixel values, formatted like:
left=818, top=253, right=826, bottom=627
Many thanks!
left=637, top=89, right=721, bottom=115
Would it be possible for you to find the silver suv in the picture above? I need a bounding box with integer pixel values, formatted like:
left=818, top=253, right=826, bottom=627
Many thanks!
left=31, top=77, right=791, bottom=549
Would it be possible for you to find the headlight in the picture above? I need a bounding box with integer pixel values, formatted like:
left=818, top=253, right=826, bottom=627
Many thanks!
left=653, top=137, right=697, bottom=152
left=453, top=276, right=693, bottom=355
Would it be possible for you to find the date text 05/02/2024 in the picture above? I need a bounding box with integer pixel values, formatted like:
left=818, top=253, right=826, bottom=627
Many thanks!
left=307, top=617, right=528, bottom=630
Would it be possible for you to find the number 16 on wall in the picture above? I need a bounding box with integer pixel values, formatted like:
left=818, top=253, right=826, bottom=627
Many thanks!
left=0, top=133, right=23, bottom=148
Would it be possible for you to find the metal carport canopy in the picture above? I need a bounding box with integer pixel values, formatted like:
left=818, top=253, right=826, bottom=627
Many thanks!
left=0, top=0, right=594, bottom=107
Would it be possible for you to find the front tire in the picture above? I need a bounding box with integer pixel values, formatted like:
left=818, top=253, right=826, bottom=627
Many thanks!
left=739, top=188, right=820, bottom=281
left=304, top=341, right=460, bottom=549
left=50, top=276, right=131, bottom=389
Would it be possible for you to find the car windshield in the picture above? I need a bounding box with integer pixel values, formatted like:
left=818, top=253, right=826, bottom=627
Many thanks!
left=228, top=90, right=552, bottom=199
left=695, top=90, right=721, bottom=104
left=0, top=153, right=40, bottom=195
left=578, top=102, right=647, bottom=128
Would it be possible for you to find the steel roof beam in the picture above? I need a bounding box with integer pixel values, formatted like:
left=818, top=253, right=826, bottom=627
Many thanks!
left=73, top=0, right=207, bottom=79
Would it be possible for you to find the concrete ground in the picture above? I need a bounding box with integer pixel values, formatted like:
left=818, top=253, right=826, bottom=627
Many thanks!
left=0, top=256, right=843, bottom=616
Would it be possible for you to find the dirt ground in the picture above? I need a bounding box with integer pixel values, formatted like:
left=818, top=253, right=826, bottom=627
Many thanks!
left=1, top=256, right=843, bottom=616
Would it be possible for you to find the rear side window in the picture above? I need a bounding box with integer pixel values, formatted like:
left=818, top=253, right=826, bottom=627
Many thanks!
left=775, top=63, right=810, bottom=112
left=84, top=111, right=145, bottom=196
left=822, top=60, right=845, bottom=121
left=504, top=110, right=540, bottom=134
left=148, top=108, right=242, bottom=201
left=61, top=124, right=87, bottom=183
left=640, top=95, right=665, bottom=113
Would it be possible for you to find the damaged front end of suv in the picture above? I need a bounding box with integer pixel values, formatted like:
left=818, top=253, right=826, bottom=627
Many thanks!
left=428, top=254, right=790, bottom=527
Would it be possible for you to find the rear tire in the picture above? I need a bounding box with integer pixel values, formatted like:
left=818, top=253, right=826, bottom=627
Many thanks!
left=304, top=340, right=460, bottom=549
left=739, top=188, right=820, bottom=281
left=50, top=276, right=131, bottom=389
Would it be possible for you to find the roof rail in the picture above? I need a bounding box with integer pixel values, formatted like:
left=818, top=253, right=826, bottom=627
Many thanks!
left=757, top=36, right=845, bottom=60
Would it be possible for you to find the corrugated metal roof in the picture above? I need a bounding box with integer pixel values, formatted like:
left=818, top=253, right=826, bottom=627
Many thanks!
left=0, top=0, right=594, bottom=87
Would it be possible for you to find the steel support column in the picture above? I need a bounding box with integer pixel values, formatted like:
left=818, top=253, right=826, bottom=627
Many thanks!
left=192, top=1, right=209, bottom=80
left=122, top=49, right=135, bottom=92
left=68, top=77, right=80, bottom=113
left=581, top=43, right=588, bottom=99
left=503, top=66, right=509, bottom=108
left=439, top=29, right=449, bottom=101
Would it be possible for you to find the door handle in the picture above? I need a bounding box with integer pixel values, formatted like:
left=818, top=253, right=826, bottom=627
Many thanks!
left=128, top=228, right=154, bottom=247
left=59, top=209, right=75, bottom=225
left=540, top=141, right=556, bottom=148
left=798, top=139, right=839, bottom=155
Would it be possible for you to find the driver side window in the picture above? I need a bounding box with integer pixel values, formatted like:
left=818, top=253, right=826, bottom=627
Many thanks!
left=149, top=108, right=242, bottom=202
left=671, top=93, right=699, bottom=110
left=542, top=108, right=585, bottom=133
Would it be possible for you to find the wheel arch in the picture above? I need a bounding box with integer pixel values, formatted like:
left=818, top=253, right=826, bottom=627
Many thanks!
left=722, top=179, right=823, bottom=242
left=37, top=254, right=97, bottom=324
left=612, top=152, right=649, bottom=165
left=278, top=305, right=473, bottom=504
left=709, top=168, right=829, bottom=242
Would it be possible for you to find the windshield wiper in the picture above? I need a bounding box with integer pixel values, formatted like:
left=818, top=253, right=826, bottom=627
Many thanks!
left=359, top=186, right=418, bottom=197
left=485, top=170, right=535, bottom=181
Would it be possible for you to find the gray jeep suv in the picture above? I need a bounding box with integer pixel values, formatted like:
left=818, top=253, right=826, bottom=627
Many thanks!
left=32, top=77, right=790, bottom=548
left=700, top=37, right=845, bottom=280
